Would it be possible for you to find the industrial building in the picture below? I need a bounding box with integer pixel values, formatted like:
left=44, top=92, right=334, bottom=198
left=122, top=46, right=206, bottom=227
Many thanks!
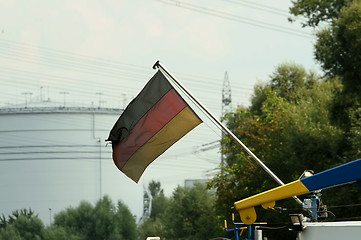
left=0, top=104, right=143, bottom=224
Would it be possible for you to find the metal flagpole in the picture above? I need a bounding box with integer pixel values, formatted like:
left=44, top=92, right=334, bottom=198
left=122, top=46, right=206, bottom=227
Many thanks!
left=153, top=61, right=302, bottom=205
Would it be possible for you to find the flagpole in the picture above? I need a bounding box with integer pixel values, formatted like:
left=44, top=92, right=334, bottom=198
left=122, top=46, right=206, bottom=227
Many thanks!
left=153, top=61, right=302, bottom=205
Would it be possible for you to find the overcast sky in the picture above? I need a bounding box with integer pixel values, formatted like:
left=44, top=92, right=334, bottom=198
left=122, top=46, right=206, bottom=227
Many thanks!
left=0, top=0, right=319, bottom=224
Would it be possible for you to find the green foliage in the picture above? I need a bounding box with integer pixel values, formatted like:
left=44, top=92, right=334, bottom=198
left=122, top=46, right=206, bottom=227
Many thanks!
left=0, top=183, right=221, bottom=240
left=214, top=27, right=361, bottom=229
left=43, top=225, right=82, bottom=240
left=251, top=64, right=342, bottom=178
left=292, top=0, right=361, bottom=133
left=269, top=63, right=315, bottom=101
left=150, top=190, right=168, bottom=220
left=210, top=63, right=345, bottom=240
left=0, top=225, right=21, bottom=240
left=54, top=201, right=94, bottom=239
left=148, top=180, right=163, bottom=198
left=0, top=208, right=44, bottom=240
left=312, top=0, right=361, bottom=160
left=290, top=1, right=361, bottom=156
left=138, top=181, right=223, bottom=240
left=115, top=200, right=137, bottom=239
left=315, top=1, right=361, bottom=88
left=138, top=181, right=168, bottom=239
left=12, top=215, right=44, bottom=240
left=289, top=0, right=346, bottom=27
left=54, top=196, right=136, bottom=240
left=162, top=184, right=222, bottom=240
left=138, top=217, right=165, bottom=240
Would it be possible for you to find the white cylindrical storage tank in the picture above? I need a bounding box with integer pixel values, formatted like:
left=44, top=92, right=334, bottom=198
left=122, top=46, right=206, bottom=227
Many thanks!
left=0, top=106, right=143, bottom=224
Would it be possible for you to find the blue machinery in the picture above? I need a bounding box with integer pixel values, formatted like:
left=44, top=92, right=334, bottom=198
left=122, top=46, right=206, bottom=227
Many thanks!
left=222, top=214, right=266, bottom=240
left=220, top=158, right=361, bottom=239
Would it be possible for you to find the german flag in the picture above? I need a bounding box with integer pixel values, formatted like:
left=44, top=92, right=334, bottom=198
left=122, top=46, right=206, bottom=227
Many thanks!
left=107, top=70, right=202, bottom=182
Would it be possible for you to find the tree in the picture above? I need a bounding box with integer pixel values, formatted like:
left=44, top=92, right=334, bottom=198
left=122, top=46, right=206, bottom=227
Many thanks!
left=291, top=0, right=361, bottom=159
left=0, top=208, right=45, bottom=240
left=290, top=0, right=361, bottom=90
left=0, top=225, right=21, bottom=240
left=314, top=2, right=361, bottom=89
left=148, top=180, right=163, bottom=198
left=210, top=2, right=361, bottom=238
left=289, top=0, right=346, bottom=27
left=138, top=217, right=165, bottom=240
left=115, top=200, right=137, bottom=239
left=247, top=64, right=342, bottom=180
left=43, top=225, right=82, bottom=240
left=137, top=181, right=168, bottom=240
left=162, top=183, right=222, bottom=240
left=138, top=181, right=223, bottom=240
left=54, top=201, right=94, bottom=239
left=53, top=196, right=136, bottom=240
left=0, top=199, right=137, bottom=240
left=210, top=63, right=344, bottom=240
left=148, top=180, right=167, bottom=220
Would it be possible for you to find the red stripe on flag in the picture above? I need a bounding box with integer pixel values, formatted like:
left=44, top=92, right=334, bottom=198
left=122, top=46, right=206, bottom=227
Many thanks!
left=113, top=88, right=187, bottom=168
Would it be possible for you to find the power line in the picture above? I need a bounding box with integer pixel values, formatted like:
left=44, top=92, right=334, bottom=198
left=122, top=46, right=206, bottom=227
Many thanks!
left=0, top=39, right=150, bottom=74
left=222, top=0, right=290, bottom=17
left=0, top=39, right=253, bottom=108
left=0, top=39, right=249, bottom=154
left=0, top=66, right=252, bottom=100
left=155, top=0, right=313, bottom=39
left=0, top=38, right=255, bottom=111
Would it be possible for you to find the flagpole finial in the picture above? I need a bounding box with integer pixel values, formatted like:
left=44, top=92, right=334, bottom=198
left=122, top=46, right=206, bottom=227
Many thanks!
left=152, top=60, right=160, bottom=69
